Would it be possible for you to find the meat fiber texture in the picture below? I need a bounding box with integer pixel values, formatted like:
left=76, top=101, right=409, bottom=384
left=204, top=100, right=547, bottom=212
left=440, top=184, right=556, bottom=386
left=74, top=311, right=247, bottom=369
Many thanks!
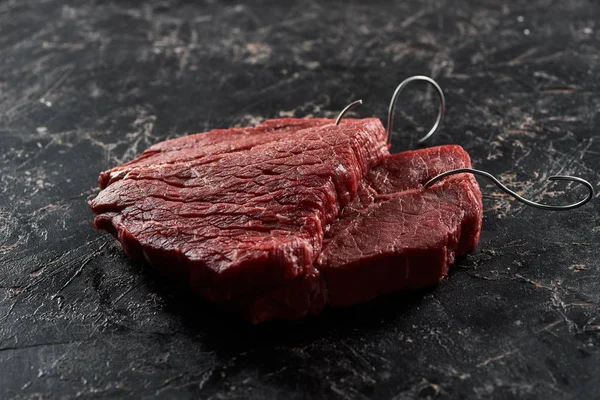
left=89, top=118, right=390, bottom=321
left=89, top=118, right=483, bottom=323
left=316, top=145, right=483, bottom=308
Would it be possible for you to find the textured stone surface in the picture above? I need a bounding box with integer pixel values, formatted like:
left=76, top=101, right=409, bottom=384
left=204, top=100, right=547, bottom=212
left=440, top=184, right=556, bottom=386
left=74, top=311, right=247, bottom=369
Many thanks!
left=1, top=0, right=599, bottom=398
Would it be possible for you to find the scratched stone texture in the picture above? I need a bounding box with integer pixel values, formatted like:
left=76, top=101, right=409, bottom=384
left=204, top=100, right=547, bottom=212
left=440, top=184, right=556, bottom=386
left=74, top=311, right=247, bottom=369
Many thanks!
left=1, top=0, right=599, bottom=398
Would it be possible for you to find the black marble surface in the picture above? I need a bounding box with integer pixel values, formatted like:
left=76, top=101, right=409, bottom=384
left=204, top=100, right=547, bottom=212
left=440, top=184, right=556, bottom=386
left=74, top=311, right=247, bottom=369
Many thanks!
left=2, top=0, right=600, bottom=398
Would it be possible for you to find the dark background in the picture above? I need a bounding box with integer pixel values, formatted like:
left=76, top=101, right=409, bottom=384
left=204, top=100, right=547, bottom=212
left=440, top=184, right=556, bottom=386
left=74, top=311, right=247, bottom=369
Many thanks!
left=1, top=0, right=599, bottom=398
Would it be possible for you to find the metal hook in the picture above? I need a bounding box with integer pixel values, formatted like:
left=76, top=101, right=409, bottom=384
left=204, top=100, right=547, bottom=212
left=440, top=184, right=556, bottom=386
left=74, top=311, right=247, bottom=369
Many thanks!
left=424, top=168, right=594, bottom=211
left=387, top=75, right=445, bottom=145
left=335, top=99, right=363, bottom=125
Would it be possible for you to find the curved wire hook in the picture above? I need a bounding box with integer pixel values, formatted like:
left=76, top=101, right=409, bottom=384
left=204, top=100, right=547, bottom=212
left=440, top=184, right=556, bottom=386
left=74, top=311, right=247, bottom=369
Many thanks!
left=424, top=168, right=594, bottom=211
left=387, top=75, right=445, bottom=145
left=335, top=99, right=363, bottom=125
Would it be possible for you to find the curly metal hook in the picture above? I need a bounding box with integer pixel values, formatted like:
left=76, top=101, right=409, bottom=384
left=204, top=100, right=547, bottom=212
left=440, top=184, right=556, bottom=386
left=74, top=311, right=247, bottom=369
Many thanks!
left=335, top=99, right=363, bottom=125
left=387, top=75, right=445, bottom=145
left=424, top=168, right=594, bottom=211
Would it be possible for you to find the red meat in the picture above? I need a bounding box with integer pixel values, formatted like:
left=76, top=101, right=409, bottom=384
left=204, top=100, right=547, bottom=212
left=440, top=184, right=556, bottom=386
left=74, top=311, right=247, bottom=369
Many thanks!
left=89, top=118, right=389, bottom=315
left=89, top=119, right=482, bottom=323
left=317, top=146, right=482, bottom=308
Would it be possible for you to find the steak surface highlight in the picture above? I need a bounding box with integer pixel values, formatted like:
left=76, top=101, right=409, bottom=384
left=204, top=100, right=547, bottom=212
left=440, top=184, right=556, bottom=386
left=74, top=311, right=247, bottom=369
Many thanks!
left=99, top=118, right=334, bottom=189
left=90, top=119, right=483, bottom=323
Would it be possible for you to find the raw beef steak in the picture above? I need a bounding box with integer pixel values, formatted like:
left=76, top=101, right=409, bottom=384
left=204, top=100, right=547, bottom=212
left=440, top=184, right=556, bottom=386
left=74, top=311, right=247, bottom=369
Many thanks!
left=237, top=145, right=482, bottom=322
left=317, top=145, right=483, bottom=307
left=89, top=118, right=389, bottom=314
left=90, top=117, right=483, bottom=323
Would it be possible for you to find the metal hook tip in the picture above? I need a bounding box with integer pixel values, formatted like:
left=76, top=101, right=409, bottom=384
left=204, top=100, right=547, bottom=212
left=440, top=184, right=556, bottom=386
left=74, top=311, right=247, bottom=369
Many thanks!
left=335, top=99, right=363, bottom=125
